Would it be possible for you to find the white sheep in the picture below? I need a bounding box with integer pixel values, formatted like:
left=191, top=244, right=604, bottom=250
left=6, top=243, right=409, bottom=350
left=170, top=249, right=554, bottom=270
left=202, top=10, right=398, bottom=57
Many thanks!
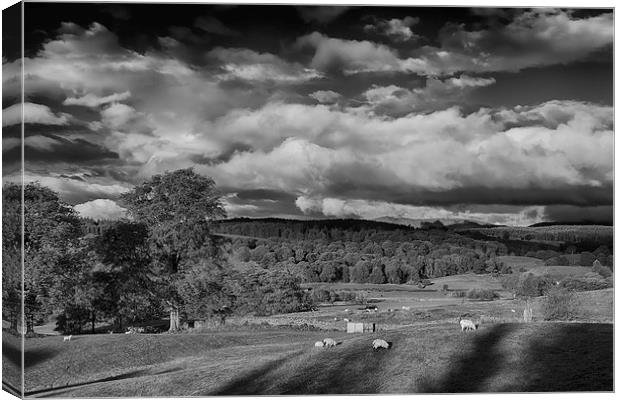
left=372, top=339, right=390, bottom=350
left=343, top=318, right=349, bottom=322
left=314, top=341, right=324, bottom=348
left=323, top=338, right=337, bottom=348
left=459, top=318, right=477, bottom=331
left=344, top=309, right=349, bottom=312
left=402, top=306, right=411, bottom=311
left=63, top=335, right=72, bottom=342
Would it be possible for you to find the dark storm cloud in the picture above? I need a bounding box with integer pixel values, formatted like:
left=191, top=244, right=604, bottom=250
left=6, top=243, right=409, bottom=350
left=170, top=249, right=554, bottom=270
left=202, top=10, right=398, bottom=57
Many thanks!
left=326, top=182, right=613, bottom=208
left=3, top=133, right=118, bottom=165
left=296, top=6, right=351, bottom=24
left=544, top=205, right=613, bottom=225
left=194, top=16, right=241, bottom=37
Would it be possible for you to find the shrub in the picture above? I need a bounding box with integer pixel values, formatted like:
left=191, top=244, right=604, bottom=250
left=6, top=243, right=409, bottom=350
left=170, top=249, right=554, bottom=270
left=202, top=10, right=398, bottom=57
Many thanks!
left=592, top=261, right=612, bottom=278
left=542, top=287, right=580, bottom=321
left=441, top=284, right=449, bottom=292
left=514, top=273, right=554, bottom=298
left=466, top=288, right=499, bottom=301
left=500, top=274, right=520, bottom=292
left=499, top=263, right=513, bottom=274
left=559, top=273, right=611, bottom=292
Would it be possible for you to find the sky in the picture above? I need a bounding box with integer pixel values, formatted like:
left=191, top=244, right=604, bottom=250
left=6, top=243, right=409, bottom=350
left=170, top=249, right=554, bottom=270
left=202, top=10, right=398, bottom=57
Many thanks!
left=1, top=3, right=614, bottom=225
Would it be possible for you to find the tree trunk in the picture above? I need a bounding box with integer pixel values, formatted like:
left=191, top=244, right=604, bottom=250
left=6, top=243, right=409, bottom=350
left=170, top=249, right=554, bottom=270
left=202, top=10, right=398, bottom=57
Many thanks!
left=169, top=308, right=180, bottom=331
left=91, top=311, right=96, bottom=334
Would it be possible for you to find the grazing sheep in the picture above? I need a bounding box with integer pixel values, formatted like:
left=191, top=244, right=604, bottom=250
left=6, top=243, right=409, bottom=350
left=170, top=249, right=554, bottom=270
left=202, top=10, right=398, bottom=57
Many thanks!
left=334, top=317, right=338, bottom=321
left=344, top=309, right=349, bottom=312
left=459, top=318, right=477, bottom=331
left=343, top=318, right=349, bottom=322
left=372, top=339, right=390, bottom=350
left=314, top=341, right=324, bottom=348
left=323, top=338, right=337, bottom=348
left=511, top=309, right=516, bottom=313
left=402, top=306, right=411, bottom=311
left=63, top=335, right=72, bottom=342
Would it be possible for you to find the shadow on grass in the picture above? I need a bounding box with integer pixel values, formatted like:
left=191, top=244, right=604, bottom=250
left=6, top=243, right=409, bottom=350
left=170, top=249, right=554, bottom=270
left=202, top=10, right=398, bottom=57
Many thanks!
left=420, top=322, right=613, bottom=393
left=516, top=323, right=613, bottom=392
left=419, top=323, right=516, bottom=393
left=3, top=338, right=58, bottom=369
left=28, top=367, right=184, bottom=397
left=212, top=351, right=304, bottom=395
left=213, top=339, right=396, bottom=395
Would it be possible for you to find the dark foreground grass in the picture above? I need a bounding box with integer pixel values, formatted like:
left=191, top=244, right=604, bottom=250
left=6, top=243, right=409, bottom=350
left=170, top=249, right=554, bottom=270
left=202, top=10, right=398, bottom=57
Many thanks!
left=24, top=321, right=612, bottom=396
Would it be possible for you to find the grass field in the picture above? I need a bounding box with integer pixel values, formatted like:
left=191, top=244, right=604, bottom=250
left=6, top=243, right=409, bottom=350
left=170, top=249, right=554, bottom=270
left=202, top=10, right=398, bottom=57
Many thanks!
left=13, top=321, right=613, bottom=396
left=5, top=272, right=612, bottom=396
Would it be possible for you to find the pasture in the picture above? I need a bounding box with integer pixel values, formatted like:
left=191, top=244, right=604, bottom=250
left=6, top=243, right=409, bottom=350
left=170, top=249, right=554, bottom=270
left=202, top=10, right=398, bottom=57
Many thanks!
left=5, top=272, right=612, bottom=396
left=14, top=320, right=613, bottom=396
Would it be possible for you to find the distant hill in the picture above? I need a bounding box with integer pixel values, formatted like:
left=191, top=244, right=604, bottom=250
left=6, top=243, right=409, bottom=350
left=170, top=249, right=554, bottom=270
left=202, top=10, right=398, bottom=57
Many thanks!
left=529, top=221, right=613, bottom=227
left=373, top=216, right=459, bottom=228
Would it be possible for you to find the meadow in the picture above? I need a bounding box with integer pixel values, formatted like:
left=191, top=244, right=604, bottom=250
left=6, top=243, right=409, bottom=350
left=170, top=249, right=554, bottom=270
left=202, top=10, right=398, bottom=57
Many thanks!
left=6, top=267, right=613, bottom=396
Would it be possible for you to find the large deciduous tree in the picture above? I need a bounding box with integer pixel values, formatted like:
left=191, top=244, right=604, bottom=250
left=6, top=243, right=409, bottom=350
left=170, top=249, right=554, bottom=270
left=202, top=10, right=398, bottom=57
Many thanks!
left=120, top=168, right=226, bottom=331
left=3, top=183, right=83, bottom=333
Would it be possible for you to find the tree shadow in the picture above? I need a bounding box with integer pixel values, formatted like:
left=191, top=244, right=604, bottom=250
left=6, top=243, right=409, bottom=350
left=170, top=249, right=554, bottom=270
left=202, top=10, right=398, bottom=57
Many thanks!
left=3, top=338, right=58, bottom=369
left=515, top=323, right=613, bottom=392
left=419, top=323, right=516, bottom=393
left=27, top=366, right=184, bottom=397
left=212, top=350, right=304, bottom=395
left=419, top=322, right=613, bottom=393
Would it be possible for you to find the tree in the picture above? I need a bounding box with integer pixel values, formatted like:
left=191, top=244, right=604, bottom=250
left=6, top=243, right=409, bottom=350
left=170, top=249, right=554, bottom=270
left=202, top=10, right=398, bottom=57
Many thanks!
left=120, top=168, right=226, bottom=331
left=3, top=183, right=83, bottom=334
left=93, top=222, right=161, bottom=331
left=176, top=265, right=236, bottom=324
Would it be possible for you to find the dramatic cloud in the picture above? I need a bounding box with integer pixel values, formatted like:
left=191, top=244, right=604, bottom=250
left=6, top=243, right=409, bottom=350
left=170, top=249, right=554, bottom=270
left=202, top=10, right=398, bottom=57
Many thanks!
left=364, top=16, right=420, bottom=42
left=3, top=102, right=70, bottom=126
left=296, top=10, right=612, bottom=75
left=195, top=100, right=612, bottom=211
left=295, top=32, right=401, bottom=74
left=404, top=9, right=613, bottom=75
left=359, top=75, right=496, bottom=116
left=194, top=16, right=240, bottom=36
left=9, top=6, right=612, bottom=225
left=309, top=90, right=342, bottom=104
left=74, top=198, right=127, bottom=220
left=295, top=196, right=546, bottom=226
left=296, top=6, right=350, bottom=24
left=208, top=47, right=323, bottom=82
left=63, top=91, right=131, bottom=107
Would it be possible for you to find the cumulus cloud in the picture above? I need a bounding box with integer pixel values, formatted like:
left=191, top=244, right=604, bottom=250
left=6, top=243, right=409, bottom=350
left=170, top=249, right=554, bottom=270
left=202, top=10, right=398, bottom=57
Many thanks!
left=404, top=9, right=613, bottom=75
left=74, top=198, right=127, bottom=220
left=295, top=195, right=546, bottom=225
left=309, top=90, right=342, bottom=104
left=194, top=16, right=240, bottom=36
left=63, top=91, right=131, bottom=107
left=364, top=16, right=420, bottom=42
left=208, top=47, right=322, bottom=82
left=295, top=32, right=401, bottom=74
left=359, top=75, right=496, bottom=116
left=18, top=172, right=131, bottom=204
left=295, top=10, right=612, bottom=75
left=296, top=6, right=350, bottom=24
left=194, top=100, right=611, bottom=209
left=3, top=102, right=70, bottom=127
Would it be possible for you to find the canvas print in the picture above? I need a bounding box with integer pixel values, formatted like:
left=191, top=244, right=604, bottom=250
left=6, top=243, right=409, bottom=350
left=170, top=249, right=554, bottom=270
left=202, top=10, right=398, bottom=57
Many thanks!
left=1, top=2, right=614, bottom=397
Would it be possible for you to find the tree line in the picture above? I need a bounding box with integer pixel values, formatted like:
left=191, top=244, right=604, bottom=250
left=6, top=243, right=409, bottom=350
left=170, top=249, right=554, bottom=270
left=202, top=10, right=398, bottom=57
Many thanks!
left=2, top=169, right=313, bottom=335
left=216, top=220, right=510, bottom=284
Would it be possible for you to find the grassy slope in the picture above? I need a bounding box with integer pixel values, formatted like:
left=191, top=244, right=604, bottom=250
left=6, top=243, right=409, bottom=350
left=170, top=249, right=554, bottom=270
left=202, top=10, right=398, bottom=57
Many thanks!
left=23, top=320, right=612, bottom=396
